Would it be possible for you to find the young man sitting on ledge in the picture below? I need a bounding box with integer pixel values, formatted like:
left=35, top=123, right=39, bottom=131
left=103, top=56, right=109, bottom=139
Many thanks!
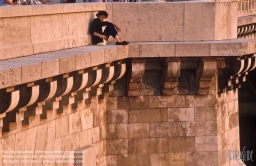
left=90, top=10, right=129, bottom=46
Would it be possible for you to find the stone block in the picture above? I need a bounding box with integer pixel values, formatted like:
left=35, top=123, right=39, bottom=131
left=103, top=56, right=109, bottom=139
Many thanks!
left=217, top=104, right=228, bottom=120
left=168, top=137, right=195, bottom=152
left=14, top=131, right=26, bottom=151
left=218, top=116, right=229, bottom=134
left=31, top=14, right=64, bottom=54
left=92, top=127, right=100, bottom=143
left=56, top=116, right=69, bottom=139
left=107, top=124, right=117, bottom=139
left=128, top=44, right=140, bottom=58
left=62, top=12, right=88, bottom=48
left=138, top=3, right=184, bottom=41
left=93, top=104, right=106, bottom=127
left=104, top=46, right=117, bottom=63
left=32, top=5, right=64, bottom=15
left=44, top=120, right=55, bottom=151
left=21, top=63, right=41, bottom=84
left=210, top=42, right=242, bottom=57
left=75, top=51, right=91, bottom=70
left=186, top=122, right=195, bottom=136
left=149, top=122, right=186, bottom=138
left=59, top=56, right=76, bottom=74
left=117, top=124, right=128, bottom=139
left=186, top=152, right=218, bottom=166
left=128, top=123, right=149, bottom=138
left=218, top=132, right=229, bottom=151
left=139, top=43, right=175, bottom=57
left=195, top=121, right=217, bottom=136
left=229, top=112, right=239, bottom=129
left=129, top=138, right=168, bottom=154
left=106, top=109, right=128, bottom=124
left=228, top=126, right=239, bottom=145
left=25, top=127, right=37, bottom=152
left=117, top=97, right=129, bottom=109
left=0, top=67, right=21, bottom=89
left=195, top=136, right=218, bottom=151
left=149, top=96, right=186, bottom=108
left=195, top=107, right=217, bottom=121
left=116, top=45, right=129, bottom=60
left=129, top=108, right=167, bottom=123
left=0, top=16, right=33, bottom=60
left=100, top=125, right=107, bottom=141
left=175, top=43, right=210, bottom=57
left=227, top=100, right=237, bottom=116
left=76, top=145, right=96, bottom=166
left=150, top=153, right=186, bottom=166
left=80, top=108, right=93, bottom=131
left=112, top=3, right=141, bottom=42
left=117, top=154, right=150, bottom=166
left=168, top=108, right=194, bottom=121
left=90, top=49, right=105, bottom=67
left=61, top=132, right=80, bottom=152
left=69, top=111, right=82, bottom=134
left=129, top=96, right=149, bottom=109
left=106, top=155, right=117, bottom=166
left=79, top=128, right=93, bottom=147
left=186, top=94, right=216, bottom=107
left=106, top=97, right=118, bottom=110
left=41, top=59, right=59, bottom=79
left=106, top=139, right=128, bottom=155
left=34, top=123, right=48, bottom=151
left=184, top=2, right=215, bottom=41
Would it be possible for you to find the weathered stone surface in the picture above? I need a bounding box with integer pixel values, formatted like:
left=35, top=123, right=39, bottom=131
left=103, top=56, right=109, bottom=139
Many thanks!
left=117, top=154, right=150, bottom=166
left=195, top=121, right=217, bottom=136
left=149, top=122, right=186, bottom=137
left=128, top=123, right=149, bottom=138
left=117, top=97, right=130, bottom=109
left=149, top=96, right=186, bottom=108
left=129, top=109, right=167, bottom=123
left=186, top=152, right=218, bottom=166
left=107, top=109, right=128, bottom=124
left=168, top=108, right=194, bottom=122
left=106, top=155, right=117, bottom=166
left=56, top=116, right=68, bottom=139
left=175, top=43, right=210, bottom=57
left=59, top=56, right=76, bottom=74
left=129, top=138, right=168, bottom=154
left=79, top=128, right=93, bottom=147
left=139, top=43, right=175, bottom=57
left=22, top=63, right=41, bottom=84
left=80, top=108, right=94, bottom=131
left=195, top=107, right=217, bottom=122
left=184, top=3, right=215, bottom=41
left=168, top=137, right=195, bottom=152
left=69, top=111, right=82, bottom=134
left=129, top=96, right=149, bottom=109
left=150, top=153, right=186, bottom=166
left=195, top=136, right=218, bottom=151
left=186, top=94, right=216, bottom=107
left=106, top=139, right=128, bottom=155
left=34, top=123, right=48, bottom=151
left=229, top=112, right=239, bottom=129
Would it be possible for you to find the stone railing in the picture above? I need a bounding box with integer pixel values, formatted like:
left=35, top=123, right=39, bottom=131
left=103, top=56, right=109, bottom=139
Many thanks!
left=0, top=2, right=238, bottom=61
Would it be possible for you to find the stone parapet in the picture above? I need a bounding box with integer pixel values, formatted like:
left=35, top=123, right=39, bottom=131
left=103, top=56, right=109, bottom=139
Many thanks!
left=0, top=1, right=239, bottom=60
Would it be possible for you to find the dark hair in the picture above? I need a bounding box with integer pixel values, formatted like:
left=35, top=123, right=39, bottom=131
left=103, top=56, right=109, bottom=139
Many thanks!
left=96, top=11, right=108, bottom=18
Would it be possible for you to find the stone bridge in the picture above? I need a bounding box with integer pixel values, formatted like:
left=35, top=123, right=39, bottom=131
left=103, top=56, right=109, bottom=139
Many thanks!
left=0, top=1, right=256, bottom=166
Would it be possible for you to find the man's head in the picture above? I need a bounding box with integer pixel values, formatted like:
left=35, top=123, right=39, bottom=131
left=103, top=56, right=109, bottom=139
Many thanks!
left=96, top=11, right=108, bottom=22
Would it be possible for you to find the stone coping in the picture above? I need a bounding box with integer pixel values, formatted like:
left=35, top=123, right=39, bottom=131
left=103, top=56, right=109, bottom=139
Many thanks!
left=0, top=38, right=255, bottom=89
left=238, top=14, right=256, bottom=26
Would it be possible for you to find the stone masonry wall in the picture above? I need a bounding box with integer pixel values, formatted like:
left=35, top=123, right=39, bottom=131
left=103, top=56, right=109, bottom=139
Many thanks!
left=105, top=60, right=243, bottom=166
left=217, top=90, right=241, bottom=166
left=0, top=96, right=107, bottom=166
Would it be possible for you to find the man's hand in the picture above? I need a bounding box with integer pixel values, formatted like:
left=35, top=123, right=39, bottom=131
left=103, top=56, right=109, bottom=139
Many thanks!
left=100, top=35, right=107, bottom=39
left=116, top=26, right=121, bottom=32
